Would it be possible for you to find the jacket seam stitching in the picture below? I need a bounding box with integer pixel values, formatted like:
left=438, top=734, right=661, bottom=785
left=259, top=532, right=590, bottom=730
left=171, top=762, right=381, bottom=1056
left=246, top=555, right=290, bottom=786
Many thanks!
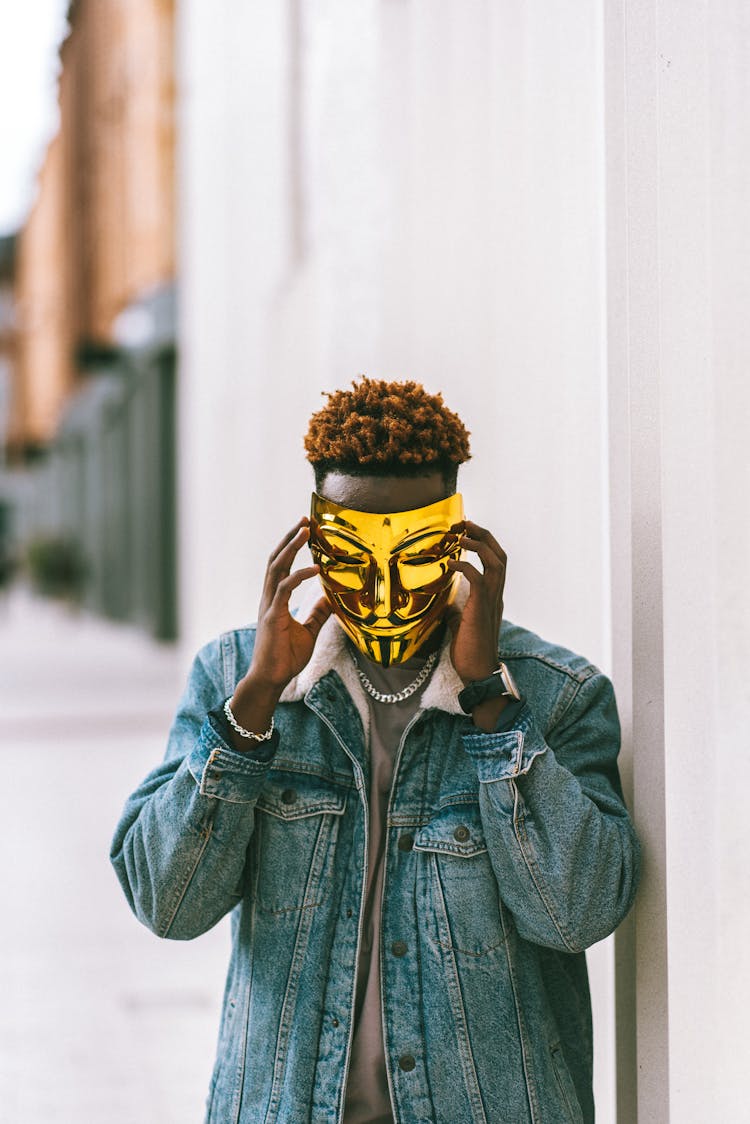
left=550, top=1044, right=579, bottom=1121
left=512, top=786, right=578, bottom=953
left=501, top=651, right=598, bottom=683
left=160, top=821, right=214, bottom=938
left=264, top=814, right=333, bottom=1120
left=264, top=756, right=354, bottom=785
left=220, top=631, right=235, bottom=697
left=545, top=676, right=591, bottom=741
left=430, top=855, right=488, bottom=1123
left=499, top=899, right=541, bottom=1123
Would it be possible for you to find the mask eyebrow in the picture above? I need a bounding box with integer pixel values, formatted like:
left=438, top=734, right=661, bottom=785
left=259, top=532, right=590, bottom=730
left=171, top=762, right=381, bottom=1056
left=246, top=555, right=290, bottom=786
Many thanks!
left=395, top=528, right=459, bottom=554
left=314, top=526, right=372, bottom=554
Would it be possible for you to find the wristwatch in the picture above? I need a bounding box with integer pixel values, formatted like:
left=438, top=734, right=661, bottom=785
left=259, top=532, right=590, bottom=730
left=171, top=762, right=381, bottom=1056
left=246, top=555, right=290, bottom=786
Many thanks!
left=458, top=662, right=523, bottom=714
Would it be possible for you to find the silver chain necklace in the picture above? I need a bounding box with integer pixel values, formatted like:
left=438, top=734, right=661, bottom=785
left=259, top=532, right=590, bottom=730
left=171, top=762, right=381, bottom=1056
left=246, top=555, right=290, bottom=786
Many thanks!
left=351, top=649, right=438, bottom=704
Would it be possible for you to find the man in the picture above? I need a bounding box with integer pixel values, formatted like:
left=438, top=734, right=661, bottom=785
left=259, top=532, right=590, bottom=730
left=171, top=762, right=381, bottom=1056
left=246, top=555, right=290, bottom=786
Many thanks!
left=111, top=378, right=640, bottom=1124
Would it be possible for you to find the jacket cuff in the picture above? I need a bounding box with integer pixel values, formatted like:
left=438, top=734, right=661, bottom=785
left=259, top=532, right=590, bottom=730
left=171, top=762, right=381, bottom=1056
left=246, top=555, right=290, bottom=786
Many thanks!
left=461, top=703, right=547, bottom=781
left=187, top=712, right=280, bottom=802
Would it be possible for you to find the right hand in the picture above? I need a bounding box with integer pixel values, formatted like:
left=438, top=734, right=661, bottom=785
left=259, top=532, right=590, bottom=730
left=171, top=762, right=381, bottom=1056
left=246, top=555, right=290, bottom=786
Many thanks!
left=229, top=520, right=332, bottom=737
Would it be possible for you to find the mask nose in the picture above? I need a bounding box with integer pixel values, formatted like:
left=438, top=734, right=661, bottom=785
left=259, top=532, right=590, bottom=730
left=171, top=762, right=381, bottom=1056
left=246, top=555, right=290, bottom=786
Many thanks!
left=372, top=561, right=392, bottom=618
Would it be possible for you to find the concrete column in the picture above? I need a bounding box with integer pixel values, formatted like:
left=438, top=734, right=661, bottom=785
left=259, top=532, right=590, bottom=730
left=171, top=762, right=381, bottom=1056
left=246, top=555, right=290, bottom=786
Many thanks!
left=605, top=1, right=750, bottom=1119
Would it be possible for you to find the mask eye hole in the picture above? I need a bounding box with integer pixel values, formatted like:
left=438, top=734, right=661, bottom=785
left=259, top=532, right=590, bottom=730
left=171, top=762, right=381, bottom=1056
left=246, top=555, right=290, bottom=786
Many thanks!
left=311, top=529, right=369, bottom=568
left=400, top=553, right=443, bottom=566
left=394, top=532, right=460, bottom=593
left=397, top=560, right=454, bottom=592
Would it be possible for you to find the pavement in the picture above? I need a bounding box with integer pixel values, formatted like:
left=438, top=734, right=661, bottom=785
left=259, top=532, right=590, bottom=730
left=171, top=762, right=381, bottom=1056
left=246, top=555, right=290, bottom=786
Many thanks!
left=0, top=586, right=231, bottom=1124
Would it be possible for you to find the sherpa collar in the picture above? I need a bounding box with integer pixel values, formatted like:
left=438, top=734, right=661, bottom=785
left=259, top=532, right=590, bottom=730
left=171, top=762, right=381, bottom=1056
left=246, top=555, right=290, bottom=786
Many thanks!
left=279, top=578, right=470, bottom=736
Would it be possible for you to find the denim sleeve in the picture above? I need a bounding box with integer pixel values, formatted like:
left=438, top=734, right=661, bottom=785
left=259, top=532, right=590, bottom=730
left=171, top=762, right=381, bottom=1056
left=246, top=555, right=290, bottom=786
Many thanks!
left=462, top=672, right=641, bottom=953
left=109, top=638, right=278, bottom=940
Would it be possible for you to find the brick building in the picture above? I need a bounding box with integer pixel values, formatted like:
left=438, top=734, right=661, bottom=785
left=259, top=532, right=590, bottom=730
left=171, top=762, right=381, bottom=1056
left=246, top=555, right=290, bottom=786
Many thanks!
left=6, top=0, right=178, bottom=638
left=11, top=0, right=175, bottom=456
left=0, top=235, right=17, bottom=460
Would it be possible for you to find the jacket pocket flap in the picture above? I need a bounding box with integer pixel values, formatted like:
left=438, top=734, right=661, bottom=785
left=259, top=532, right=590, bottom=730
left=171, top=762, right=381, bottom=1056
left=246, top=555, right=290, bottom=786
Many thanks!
left=413, top=803, right=487, bottom=857
left=257, top=774, right=348, bottom=821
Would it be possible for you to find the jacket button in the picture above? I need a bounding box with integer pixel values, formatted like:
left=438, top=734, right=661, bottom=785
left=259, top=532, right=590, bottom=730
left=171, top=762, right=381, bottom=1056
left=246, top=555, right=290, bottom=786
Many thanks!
left=281, top=789, right=297, bottom=804
left=391, top=940, right=408, bottom=957
left=453, top=825, right=470, bottom=842
left=398, top=1053, right=416, bottom=1072
left=398, top=833, right=414, bottom=852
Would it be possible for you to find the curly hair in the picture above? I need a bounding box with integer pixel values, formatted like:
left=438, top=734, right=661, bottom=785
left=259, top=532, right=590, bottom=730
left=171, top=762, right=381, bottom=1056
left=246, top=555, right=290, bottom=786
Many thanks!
left=304, top=377, right=471, bottom=489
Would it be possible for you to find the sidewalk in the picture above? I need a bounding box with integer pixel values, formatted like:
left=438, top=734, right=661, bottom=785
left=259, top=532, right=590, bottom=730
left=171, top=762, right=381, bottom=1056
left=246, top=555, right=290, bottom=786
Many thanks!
left=0, top=587, right=230, bottom=1124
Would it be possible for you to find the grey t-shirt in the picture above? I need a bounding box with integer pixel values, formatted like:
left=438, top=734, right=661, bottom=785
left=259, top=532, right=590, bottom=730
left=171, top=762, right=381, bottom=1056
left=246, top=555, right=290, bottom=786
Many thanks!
left=343, top=648, right=433, bottom=1124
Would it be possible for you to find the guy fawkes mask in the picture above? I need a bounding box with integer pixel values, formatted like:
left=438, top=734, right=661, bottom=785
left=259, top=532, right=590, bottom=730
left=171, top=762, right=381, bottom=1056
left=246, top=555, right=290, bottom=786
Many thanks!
left=309, top=491, right=465, bottom=667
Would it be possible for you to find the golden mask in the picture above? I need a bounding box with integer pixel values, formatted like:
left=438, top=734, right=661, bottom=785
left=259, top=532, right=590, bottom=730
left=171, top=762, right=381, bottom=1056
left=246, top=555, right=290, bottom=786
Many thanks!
left=309, top=491, right=465, bottom=667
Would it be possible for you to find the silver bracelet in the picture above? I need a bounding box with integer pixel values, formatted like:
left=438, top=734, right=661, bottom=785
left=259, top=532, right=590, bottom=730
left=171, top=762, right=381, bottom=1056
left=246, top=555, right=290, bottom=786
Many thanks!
left=223, top=697, right=275, bottom=742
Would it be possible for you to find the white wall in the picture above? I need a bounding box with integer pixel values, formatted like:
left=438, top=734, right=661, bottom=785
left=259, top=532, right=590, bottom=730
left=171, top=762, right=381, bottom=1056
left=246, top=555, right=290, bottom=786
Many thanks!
left=177, top=0, right=610, bottom=659
left=606, top=0, right=750, bottom=1119
left=178, top=1, right=616, bottom=1117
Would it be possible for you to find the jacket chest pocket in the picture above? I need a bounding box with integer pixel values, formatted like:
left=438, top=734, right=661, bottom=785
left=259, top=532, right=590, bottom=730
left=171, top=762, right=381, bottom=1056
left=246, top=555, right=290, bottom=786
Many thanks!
left=254, top=773, right=348, bottom=915
left=413, top=803, right=505, bottom=959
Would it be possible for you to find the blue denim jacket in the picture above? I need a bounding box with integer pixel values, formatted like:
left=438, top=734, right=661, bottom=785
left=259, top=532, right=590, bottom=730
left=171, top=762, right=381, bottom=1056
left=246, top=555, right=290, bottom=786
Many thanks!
left=111, top=609, right=640, bottom=1124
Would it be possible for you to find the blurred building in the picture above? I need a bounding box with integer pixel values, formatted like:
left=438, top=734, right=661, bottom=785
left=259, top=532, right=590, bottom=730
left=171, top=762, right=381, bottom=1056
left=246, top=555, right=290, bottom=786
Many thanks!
left=0, top=235, right=17, bottom=460
left=12, top=131, right=71, bottom=457
left=6, top=0, right=177, bottom=637
left=0, top=234, right=19, bottom=580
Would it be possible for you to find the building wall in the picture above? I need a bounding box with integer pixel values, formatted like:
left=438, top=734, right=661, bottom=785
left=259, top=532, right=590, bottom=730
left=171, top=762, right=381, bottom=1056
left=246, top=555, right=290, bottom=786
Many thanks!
left=177, top=0, right=610, bottom=662
left=14, top=132, right=73, bottom=447
left=606, top=0, right=750, bottom=1119
left=13, top=0, right=175, bottom=449
left=177, top=1, right=616, bottom=1116
left=0, top=238, right=18, bottom=462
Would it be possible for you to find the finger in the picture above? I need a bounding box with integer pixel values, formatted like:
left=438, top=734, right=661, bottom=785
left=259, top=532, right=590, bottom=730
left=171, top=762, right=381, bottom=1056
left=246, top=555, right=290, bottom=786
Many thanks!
left=270, top=564, right=320, bottom=608
left=267, top=518, right=310, bottom=568
left=463, top=521, right=506, bottom=563
left=447, top=558, right=483, bottom=585
left=259, top=525, right=309, bottom=615
left=460, top=535, right=506, bottom=574
left=266, top=524, right=311, bottom=585
left=302, top=596, right=333, bottom=640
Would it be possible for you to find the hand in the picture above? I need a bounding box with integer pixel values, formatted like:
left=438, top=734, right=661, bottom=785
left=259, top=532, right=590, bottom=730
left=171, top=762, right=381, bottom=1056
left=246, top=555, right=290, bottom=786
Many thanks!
left=446, top=520, right=507, bottom=685
left=247, top=517, right=332, bottom=691
left=228, top=519, right=332, bottom=744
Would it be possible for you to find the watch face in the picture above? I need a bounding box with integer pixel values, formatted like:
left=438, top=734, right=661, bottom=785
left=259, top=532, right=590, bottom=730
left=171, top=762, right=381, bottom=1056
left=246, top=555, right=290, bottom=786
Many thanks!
left=309, top=491, right=464, bottom=667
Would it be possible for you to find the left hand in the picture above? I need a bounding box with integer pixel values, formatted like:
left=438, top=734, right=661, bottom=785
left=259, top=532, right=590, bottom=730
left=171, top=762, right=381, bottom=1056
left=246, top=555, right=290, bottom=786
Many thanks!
left=445, top=520, right=507, bottom=684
